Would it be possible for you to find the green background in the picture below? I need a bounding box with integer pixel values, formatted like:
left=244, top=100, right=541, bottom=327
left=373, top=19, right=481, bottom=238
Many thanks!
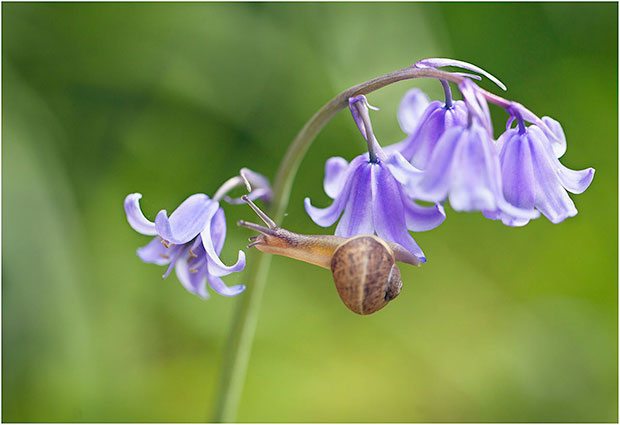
left=3, top=2, right=617, bottom=422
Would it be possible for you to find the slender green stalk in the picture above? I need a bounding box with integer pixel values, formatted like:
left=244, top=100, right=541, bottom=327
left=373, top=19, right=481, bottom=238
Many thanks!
left=211, top=65, right=467, bottom=423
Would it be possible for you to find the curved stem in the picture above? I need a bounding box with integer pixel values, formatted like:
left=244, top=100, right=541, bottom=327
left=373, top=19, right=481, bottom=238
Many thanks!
left=440, top=79, right=453, bottom=109
left=211, top=64, right=508, bottom=422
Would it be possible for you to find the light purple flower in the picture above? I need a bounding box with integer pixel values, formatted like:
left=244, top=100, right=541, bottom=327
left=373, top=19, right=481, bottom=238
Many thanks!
left=124, top=193, right=246, bottom=299
left=411, top=121, right=537, bottom=222
left=491, top=115, right=595, bottom=225
left=304, top=95, right=446, bottom=262
left=393, top=97, right=469, bottom=169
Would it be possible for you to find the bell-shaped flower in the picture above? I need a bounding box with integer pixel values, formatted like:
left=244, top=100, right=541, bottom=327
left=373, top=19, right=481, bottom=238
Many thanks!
left=388, top=84, right=468, bottom=170
left=492, top=116, right=595, bottom=225
left=411, top=120, right=538, bottom=222
left=304, top=95, right=446, bottom=262
left=399, top=100, right=469, bottom=170
left=125, top=193, right=246, bottom=298
left=399, top=57, right=509, bottom=166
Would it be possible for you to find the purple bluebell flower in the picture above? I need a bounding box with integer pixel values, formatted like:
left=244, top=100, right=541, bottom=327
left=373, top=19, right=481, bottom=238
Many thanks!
left=124, top=169, right=271, bottom=298
left=410, top=80, right=537, bottom=222
left=389, top=85, right=469, bottom=169
left=387, top=57, right=509, bottom=169
left=304, top=95, right=446, bottom=262
left=124, top=193, right=246, bottom=298
left=490, top=108, right=595, bottom=225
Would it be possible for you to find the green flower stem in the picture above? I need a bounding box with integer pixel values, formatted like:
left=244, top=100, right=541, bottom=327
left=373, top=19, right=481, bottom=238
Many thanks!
left=212, top=65, right=466, bottom=422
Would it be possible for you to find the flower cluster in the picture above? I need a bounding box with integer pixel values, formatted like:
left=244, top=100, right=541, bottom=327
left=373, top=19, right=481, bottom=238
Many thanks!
left=124, top=169, right=271, bottom=298
left=306, top=59, right=594, bottom=260
left=124, top=57, right=594, bottom=302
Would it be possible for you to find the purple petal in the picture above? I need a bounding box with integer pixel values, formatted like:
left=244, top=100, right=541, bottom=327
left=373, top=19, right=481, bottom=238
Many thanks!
left=401, top=195, right=446, bottom=232
left=124, top=193, right=157, bottom=236
left=155, top=194, right=214, bottom=244
left=384, top=151, right=423, bottom=195
left=371, top=164, right=425, bottom=261
left=305, top=160, right=358, bottom=227
left=210, top=207, right=227, bottom=255
left=200, top=205, right=246, bottom=277
left=335, top=164, right=374, bottom=237
left=407, top=101, right=469, bottom=168
left=175, top=256, right=209, bottom=299
left=137, top=237, right=173, bottom=266
left=396, top=101, right=442, bottom=161
left=541, top=116, right=567, bottom=158
left=397, top=88, right=431, bottom=134
left=499, top=129, right=536, bottom=210
left=416, top=127, right=464, bottom=203
left=323, top=157, right=350, bottom=199
left=448, top=126, right=498, bottom=212
left=557, top=166, right=595, bottom=194
left=482, top=208, right=535, bottom=228
left=529, top=128, right=578, bottom=223
left=207, top=273, right=246, bottom=297
left=415, top=57, right=507, bottom=91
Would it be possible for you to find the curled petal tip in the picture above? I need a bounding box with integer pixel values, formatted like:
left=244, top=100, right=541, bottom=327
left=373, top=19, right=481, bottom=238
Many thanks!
left=208, top=274, right=246, bottom=297
left=202, top=222, right=247, bottom=276
left=124, top=193, right=158, bottom=236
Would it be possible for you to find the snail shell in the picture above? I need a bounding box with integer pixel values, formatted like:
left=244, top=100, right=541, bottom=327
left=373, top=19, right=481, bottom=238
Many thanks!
left=330, top=235, right=402, bottom=315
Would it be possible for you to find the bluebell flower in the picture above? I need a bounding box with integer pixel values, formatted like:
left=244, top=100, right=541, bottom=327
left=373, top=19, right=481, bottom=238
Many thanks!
left=489, top=107, right=595, bottom=225
left=390, top=89, right=469, bottom=169
left=124, top=169, right=271, bottom=298
left=124, top=193, right=246, bottom=298
left=304, top=95, right=445, bottom=262
left=410, top=80, right=538, bottom=222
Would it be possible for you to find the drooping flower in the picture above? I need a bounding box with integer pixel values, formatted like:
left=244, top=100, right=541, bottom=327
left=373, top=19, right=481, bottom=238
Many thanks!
left=304, top=95, right=446, bottom=262
left=489, top=107, right=595, bottom=225
left=389, top=86, right=469, bottom=169
left=410, top=80, right=537, bottom=222
left=125, top=193, right=245, bottom=298
left=124, top=170, right=271, bottom=298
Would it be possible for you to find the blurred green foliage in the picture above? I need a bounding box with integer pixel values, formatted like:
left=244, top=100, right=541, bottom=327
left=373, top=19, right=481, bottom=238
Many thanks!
left=3, top=2, right=617, bottom=422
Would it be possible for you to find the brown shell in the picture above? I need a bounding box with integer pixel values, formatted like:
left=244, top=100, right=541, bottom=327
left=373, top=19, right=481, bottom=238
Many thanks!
left=330, top=235, right=403, bottom=315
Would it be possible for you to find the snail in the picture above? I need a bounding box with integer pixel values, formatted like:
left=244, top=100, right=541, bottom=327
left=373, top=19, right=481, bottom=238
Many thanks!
left=237, top=195, right=421, bottom=315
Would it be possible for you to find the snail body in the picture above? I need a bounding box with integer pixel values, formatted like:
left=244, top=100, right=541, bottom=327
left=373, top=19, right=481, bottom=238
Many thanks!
left=238, top=196, right=420, bottom=315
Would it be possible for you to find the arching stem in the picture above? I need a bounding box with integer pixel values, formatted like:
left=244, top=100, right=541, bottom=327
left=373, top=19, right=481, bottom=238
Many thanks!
left=211, top=64, right=510, bottom=422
